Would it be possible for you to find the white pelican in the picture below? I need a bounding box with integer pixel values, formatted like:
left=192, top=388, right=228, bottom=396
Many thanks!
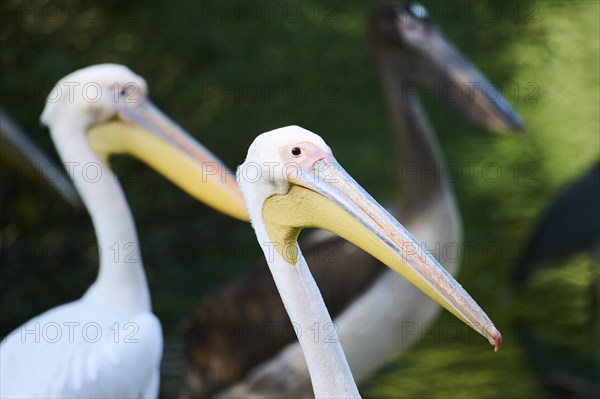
left=234, top=125, right=501, bottom=398
left=184, top=3, right=523, bottom=397
left=0, top=64, right=248, bottom=398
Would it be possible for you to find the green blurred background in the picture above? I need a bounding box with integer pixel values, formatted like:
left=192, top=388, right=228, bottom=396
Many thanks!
left=1, top=1, right=598, bottom=398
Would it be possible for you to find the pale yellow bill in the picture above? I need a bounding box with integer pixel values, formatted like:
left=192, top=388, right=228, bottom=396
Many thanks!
left=87, top=100, right=249, bottom=221
left=263, top=158, right=501, bottom=350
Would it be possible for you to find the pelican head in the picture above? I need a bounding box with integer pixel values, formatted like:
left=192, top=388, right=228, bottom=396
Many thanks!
left=41, top=64, right=248, bottom=221
left=239, top=125, right=502, bottom=350
left=41, top=64, right=149, bottom=129
left=369, top=2, right=525, bottom=132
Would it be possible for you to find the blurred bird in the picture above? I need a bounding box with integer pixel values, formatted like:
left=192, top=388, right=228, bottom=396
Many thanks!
left=235, top=126, right=502, bottom=398
left=0, top=64, right=248, bottom=398
left=512, top=161, right=600, bottom=285
left=512, top=161, right=599, bottom=399
left=0, top=105, right=81, bottom=208
left=183, top=3, right=524, bottom=398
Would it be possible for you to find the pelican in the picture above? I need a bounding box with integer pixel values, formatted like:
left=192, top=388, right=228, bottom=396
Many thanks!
left=0, top=105, right=81, bottom=208
left=234, top=126, right=501, bottom=398
left=184, top=3, right=523, bottom=397
left=513, top=161, right=600, bottom=284
left=512, top=161, right=599, bottom=399
left=0, top=64, right=248, bottom=398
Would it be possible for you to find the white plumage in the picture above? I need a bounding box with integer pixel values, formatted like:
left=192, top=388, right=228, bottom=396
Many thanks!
left=1, top=64, right=247, bottom=398
left=234, top=126, right=501, bottom=398
left=2, top=303, right=162, bottom=398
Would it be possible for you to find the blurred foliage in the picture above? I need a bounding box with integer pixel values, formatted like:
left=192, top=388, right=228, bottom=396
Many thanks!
left=1, top=0, right=599, bottom=398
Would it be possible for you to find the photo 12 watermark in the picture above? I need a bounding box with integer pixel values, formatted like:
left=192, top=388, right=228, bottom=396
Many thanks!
left=2, top=320, right=141, bottom=344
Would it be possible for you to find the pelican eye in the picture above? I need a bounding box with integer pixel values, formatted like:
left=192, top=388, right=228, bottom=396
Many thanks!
left=120, top=83, right=137, bottom=97
left=405, top=3, right=429, bottom=20
left=291, top=147, right=302, bottom=156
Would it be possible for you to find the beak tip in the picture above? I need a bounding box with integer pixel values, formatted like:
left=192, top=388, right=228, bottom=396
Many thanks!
left=492, top=330, right=502, bottom=352
left=499, top=115, right=526, bottom=134
left=508, top=111, right=527, bottom=133
left=512, top=120, right=527, bottom=134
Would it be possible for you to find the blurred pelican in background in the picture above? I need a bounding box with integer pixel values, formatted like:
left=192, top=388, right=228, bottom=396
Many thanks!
left=184, top=3, right=524, bottom=398
left=235, top=126, right=502, bottom=398
left=0, top=64, right=248, bottom=398
left=512, top=160, right=599, bottom=399
left=513, top=161, right=599, bottom=286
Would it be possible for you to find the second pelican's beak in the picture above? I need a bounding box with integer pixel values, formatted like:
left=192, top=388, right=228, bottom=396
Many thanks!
left=369, top=2, right=525, bottom=133
left=87, top=100, right=249, bottom=221
left=418, top=29, right=525, bottom=132
left=262, top=150, right=501, bottom=350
